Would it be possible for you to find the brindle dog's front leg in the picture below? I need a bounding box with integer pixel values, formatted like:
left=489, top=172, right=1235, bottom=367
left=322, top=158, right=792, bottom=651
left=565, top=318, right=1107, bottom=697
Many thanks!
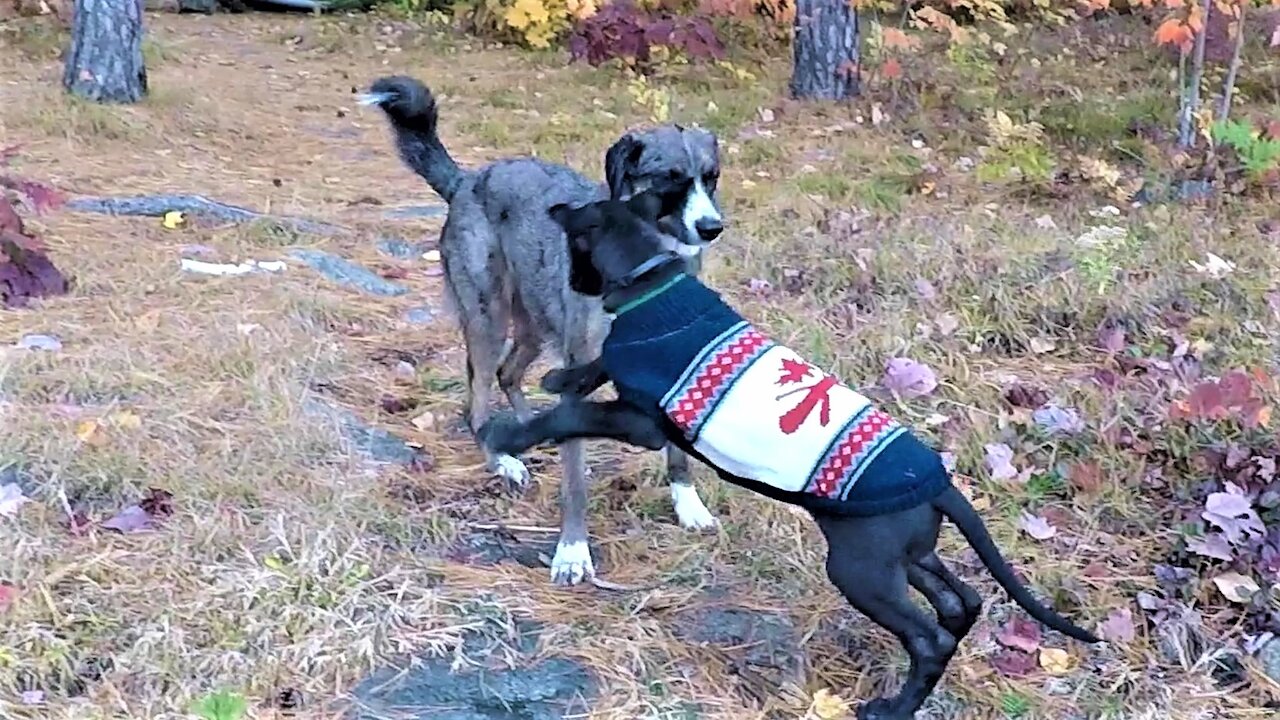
left=478, top=398, right=669, bottom=458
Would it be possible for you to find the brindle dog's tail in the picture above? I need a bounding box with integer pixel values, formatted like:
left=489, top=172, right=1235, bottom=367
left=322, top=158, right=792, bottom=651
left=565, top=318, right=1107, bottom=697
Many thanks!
left=934, top=486, right=1100, bottom=643
left=363, top=75, right=467, bottom=203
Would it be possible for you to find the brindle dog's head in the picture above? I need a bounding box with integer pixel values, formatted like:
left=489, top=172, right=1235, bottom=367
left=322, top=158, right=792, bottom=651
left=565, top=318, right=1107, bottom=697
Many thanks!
left=604, top=127, right=723, bottom=256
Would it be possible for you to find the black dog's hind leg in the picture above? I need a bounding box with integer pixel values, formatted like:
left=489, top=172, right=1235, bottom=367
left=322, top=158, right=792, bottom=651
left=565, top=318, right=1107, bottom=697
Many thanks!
left=665, top=446, right=718, bottom=530
left=910, top=553, right=984, bottom=638
left=816, top=513, right=959, bottom=720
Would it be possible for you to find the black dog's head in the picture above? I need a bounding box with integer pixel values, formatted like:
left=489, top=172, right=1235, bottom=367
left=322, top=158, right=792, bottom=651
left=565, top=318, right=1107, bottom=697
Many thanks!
left=603, top=126, right=724, bottom=254
left=548, top=191, right=685, bottom=297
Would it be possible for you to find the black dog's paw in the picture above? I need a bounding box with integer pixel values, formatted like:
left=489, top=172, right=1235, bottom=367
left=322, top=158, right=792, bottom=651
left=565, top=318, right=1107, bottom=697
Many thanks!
left=539, top=368, right=576, bottom=394
left=477, top=412, right=525, bottom=455
left=857, top=698, right=909, bottom=720
left=540, top=367, right=600, bottom=396
left=367, top=76, right=436, bottom=123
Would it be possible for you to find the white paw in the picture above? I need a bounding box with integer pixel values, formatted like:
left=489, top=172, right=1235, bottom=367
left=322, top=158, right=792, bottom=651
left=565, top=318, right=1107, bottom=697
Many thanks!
left=549, top=540, right=594, bottom=586
left=672, top=483, right=719, bottom=531
left=494, top=454, right=531, bottom=488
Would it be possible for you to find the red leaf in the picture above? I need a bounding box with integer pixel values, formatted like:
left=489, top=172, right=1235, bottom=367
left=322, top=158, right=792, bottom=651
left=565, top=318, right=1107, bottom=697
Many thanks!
left=881, top=57, right=903, bottom=80
left=0, top=583, right=17, bottom=612
left=996, top=617, right=1042, bottom=653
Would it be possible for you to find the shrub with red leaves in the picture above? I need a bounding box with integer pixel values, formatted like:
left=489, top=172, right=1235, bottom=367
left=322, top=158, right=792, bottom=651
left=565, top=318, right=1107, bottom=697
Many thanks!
left=567, top=1, right=725, bottom=67
left=1, top=197, right=68, bottom=308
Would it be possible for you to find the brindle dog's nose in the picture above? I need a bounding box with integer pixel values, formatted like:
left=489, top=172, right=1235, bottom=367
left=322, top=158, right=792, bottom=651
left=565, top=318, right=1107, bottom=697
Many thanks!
left=695, top=217, right=723, bottom=242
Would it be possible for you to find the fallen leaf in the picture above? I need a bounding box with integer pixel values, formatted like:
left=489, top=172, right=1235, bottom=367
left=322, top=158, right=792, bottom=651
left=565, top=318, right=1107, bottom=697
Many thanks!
left=1189, top=252, right=1235, bottom=278
left=990, top=648, right=1039, bottom=677
left=140, top=488, right=174, bottom=517
left=423, top=249, right=441, bottom=263
left=0, top=483, right=30, bottom=518
left=410, top=411, right=436, bottom=431
left=881, top=57, right=903, bottom=80
left=15, top=333, right=60, bottom=351
left=1029, top=337, right=1056, bottom=354
left=0, top=583, right=16, bottom=612
left=1034, top=213, right=1057, bottom=229
left=934, top=313, right=960, bottom=336
left=1038, top=647, right=1071, bottom=674
left=808, top=688, right=851, bottom=719
left=882, top=357, right=938, bottom=398
left=1096, top=608, right=1135, bottom=643
left=1068, top=460, right=1103, bottom=494
left=1271, top=23, right=1280, bottom=48
left=1213, top=571, right=1260, bottom=603
left=161, top=210, right=187, bottom=230
left=996, top=617, right=1042, bottom=653
left=1033, top=404, right=1085, bottom=435
left=20, top=690, right=44, bottom=706
left=1019, top=511, right=1058, bottom=540
left=109, top=410, right=142, bottom=430
left=914, top=278, right=937, bottom=301
left=1203, top=484, right=1265, bottom=544
left=134, top=310, right=162, bottom=332
left=984, top=443, right=1019, bottom=481
left=1097, top=325, right=1126, bottom=352
left=75, top=419, right=107, bottom=446
left=100, top=505, right=152, bottom=534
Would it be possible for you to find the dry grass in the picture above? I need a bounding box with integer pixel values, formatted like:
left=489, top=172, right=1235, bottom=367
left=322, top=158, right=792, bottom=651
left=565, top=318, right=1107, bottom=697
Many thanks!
left=2, top=8, right=1279, bottom=720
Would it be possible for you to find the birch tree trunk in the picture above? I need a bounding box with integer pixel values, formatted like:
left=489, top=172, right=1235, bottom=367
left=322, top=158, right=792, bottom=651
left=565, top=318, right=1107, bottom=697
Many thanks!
left=790, top=0, right=860, bottom=101
left=63, top=0, right=148, bottom=104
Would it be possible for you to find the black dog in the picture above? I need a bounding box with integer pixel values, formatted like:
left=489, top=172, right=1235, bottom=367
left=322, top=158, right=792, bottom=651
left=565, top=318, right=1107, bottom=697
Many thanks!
left=479, top=191, right=1099, bottom=720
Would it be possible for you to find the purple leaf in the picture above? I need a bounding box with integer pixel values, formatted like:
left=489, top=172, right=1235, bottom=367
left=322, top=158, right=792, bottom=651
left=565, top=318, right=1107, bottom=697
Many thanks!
left=991, top=648, right=1039, bottom=677
left=984, top=443, right=1018, bottom=481
left=101, top=505, right=153, bottom=534
left=1202, top=483, right=1266, bottom=544
left=1186, top=532, right=1234, bottom=561
left=1019, top=511, right=1058, bottom=540
left=1032, top=403, right=1085, bottom=435
left=0, top=483, right=29, bottom=518
left=1096, top=608, right=1136, bottom=643
left=882, top=357, right=938, bottom=398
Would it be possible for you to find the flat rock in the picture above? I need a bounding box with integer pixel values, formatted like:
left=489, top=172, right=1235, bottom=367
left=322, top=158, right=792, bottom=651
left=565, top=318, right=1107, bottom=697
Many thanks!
left=289, top=249, right=408, bottom=297
left=352, top=620, right=594, bottom=720
left=377, top=236, right=429, bottom=260
left=384, top=205, right=447, bottom=220
left=1258, top=637, right=1280, bottom=684
left=403, top=305, right=438, bottom=325
left=66, top=194, right=345, bottom=236
left=306, top=399, right=426, bottom=466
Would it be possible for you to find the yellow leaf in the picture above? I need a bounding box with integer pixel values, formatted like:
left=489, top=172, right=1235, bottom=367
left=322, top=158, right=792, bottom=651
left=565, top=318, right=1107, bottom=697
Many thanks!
left=161, top=211, right=187, bottom=230
left=109, top=410, right=142, bottom=430
left=75, top=419, right=107, bottom=446
left=410, top=411, right=436, bottom=432
left=1038, top=647, right=1071, bottom=674
left=263, top=553, right=286, bottom=571
left=1258, top=406, right=1272, bottom=428
left=1214, top=572, right=1260, bottom=603
left=808, top=688, right=852, bottom=719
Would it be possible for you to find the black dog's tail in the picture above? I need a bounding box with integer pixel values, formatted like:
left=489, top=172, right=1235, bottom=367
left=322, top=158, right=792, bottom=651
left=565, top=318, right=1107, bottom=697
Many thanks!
left=364, top=75, right=466, bottom=203
left=935, top=487, right=1099, bottom=643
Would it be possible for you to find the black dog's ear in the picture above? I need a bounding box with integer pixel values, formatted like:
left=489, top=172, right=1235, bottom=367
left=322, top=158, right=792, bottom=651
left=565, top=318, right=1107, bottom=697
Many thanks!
left=625, top=191, right=665, bottom=223
left=548, top=203, right=601, bottom=249
left=604, top=135, right=645, bottom=200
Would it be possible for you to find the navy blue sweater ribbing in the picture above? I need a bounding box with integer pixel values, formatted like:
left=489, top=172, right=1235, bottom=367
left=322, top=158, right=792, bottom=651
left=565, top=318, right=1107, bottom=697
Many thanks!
left=601, top=275, right=952, bottom=517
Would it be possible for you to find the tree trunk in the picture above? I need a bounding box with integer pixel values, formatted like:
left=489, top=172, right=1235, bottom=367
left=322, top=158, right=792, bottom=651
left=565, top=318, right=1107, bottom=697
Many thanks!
left=789, top=0, right=860, bottom=101
left=63, top=0, right=148, bottom=104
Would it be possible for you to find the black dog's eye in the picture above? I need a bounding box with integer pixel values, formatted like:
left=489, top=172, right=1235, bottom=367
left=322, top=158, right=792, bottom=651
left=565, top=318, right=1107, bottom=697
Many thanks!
left=667, top=169, right=687, bottom=182
left=702, top=171, right=719, bottom=185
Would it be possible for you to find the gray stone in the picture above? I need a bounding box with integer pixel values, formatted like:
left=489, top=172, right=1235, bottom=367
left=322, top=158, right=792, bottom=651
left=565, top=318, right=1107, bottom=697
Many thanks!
left=384, top=205, right=447, bottom=220
left=353, top=621, right=594, bottom=720
left=66, top=194, right=345, bottom=236
left=305, top=399, right=424, bottom=466
left=289, top=249, right=408, bottom=297
left=15, top=334, right=62, bottom=351
left=1257, top=637, right=1280, bottom=684
left=403, top=305, right=438, bottom=325
left=377, top=236, right=428, bottom=260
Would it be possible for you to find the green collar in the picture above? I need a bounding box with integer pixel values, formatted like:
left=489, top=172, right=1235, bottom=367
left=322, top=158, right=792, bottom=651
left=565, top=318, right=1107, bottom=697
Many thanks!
left=611, top=273, right=687, bottom=316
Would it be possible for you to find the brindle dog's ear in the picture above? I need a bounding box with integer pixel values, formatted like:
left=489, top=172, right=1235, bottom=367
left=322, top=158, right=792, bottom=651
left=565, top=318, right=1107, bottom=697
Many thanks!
left=604, top=134, right=644, bottom=200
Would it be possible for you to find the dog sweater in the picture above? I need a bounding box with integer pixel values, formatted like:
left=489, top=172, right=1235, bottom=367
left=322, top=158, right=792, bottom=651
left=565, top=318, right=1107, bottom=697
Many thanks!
left=602, top=274, right=950, bottom=516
